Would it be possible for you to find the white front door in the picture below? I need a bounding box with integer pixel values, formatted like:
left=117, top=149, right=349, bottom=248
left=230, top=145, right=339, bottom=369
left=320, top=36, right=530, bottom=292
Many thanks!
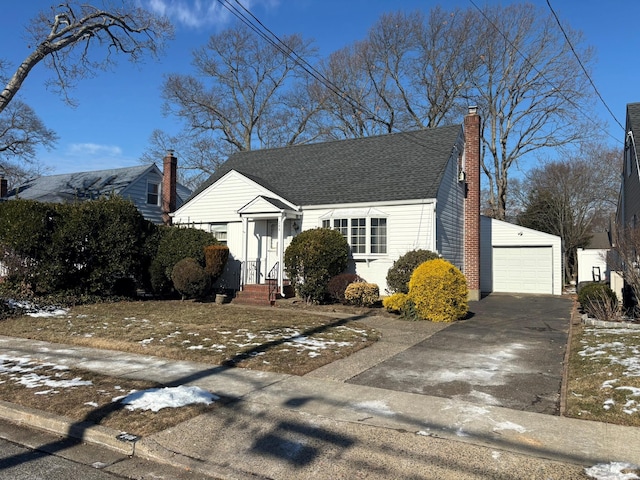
left=266, top=220, right=279, bottom=277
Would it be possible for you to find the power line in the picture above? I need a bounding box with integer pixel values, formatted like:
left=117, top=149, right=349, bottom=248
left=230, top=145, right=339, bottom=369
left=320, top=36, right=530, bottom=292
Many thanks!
left=467, top=0, right=622, bottom=145
left=545, top=0, right=624, bottom=132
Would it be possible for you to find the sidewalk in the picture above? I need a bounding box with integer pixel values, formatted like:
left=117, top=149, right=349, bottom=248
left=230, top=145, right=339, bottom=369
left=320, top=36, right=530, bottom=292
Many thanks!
left=0, top=320, right=638, bottom=479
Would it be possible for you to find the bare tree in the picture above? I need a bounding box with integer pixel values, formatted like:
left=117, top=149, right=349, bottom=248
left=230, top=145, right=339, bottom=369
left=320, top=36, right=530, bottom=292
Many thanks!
left=517, top=143, right=621, bottom=282
left=0, top=1, right=173, bottom=113
left=468, top=3, right=594, bottom=220
left=0, top=100, right=57, bottom=162
left=318, top=8, right=477, bottom=139
left=160, top=24, right=322, bottom=174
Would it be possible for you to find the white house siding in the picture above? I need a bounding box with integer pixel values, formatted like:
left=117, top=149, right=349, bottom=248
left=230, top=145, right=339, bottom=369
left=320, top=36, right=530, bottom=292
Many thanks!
left=435, top=146, right=465, bottom=271
left=480, top=216, right=562, bottom=295
left=172, top=172, right=298, bottom=289
left=576, top=248, right=608, bottom=284
left=302, top=202, right=436, bottom=293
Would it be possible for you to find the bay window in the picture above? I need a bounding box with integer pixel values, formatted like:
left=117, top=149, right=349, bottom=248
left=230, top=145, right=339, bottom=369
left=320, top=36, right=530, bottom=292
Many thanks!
left=322, top=214, right=387, bottom=256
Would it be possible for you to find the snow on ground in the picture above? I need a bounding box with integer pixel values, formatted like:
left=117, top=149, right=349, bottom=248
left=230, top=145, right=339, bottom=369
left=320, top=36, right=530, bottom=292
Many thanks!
left=117, top=386, right=219, bottom=412
left=3, top=301, right=640, bottom=478
left=578, top=327, right=640, bottom=416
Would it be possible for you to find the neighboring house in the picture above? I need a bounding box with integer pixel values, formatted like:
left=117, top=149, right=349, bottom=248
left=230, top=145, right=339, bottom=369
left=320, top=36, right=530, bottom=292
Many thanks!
left=2, top=151, right=190, bottom=225
left=618, top=102, right=640, bottom=228
left=172, top=107, right=561, bottom=303
left=576, top=232, right=611, bottom=285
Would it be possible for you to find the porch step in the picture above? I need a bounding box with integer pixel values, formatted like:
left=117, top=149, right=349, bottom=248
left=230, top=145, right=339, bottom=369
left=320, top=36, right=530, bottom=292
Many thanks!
left=232, top=282, right=294, bottom=307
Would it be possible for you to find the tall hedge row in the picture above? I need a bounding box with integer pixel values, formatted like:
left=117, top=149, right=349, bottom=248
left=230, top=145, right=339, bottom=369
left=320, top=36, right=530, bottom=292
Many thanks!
left=0, top=198, right=222, bottom=299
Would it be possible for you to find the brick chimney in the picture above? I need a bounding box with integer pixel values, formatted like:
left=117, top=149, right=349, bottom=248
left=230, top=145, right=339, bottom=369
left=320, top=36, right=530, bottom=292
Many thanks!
left=464, top=106, right=481, bottom=301
left=0, top=176, right=7, bottom=199
left=162, top=150, right=177, bottom=225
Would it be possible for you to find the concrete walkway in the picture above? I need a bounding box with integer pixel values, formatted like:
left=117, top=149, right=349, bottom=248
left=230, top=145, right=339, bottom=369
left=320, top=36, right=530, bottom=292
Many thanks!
left=0, top=296, right=638, bottom=479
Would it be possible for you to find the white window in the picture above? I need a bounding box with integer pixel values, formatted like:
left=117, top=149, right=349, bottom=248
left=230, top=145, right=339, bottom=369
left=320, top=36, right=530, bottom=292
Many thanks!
left=322, top=213, right=387, bottom=256
left=209, top=224, right=228, bottom=244
left=147, top=182, right=159, bottom=205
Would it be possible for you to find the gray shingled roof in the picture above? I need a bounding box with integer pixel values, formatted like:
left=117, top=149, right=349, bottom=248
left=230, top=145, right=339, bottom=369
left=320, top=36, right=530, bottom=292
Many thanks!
left=8, top=165, right=154, bottom=202
left=188, top=125, right=463, bottom=206
left=628, top=103, right=640, bottom=134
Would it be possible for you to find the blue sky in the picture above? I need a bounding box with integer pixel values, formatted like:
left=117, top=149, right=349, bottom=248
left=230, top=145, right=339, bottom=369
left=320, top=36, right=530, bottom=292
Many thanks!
left=1, top=0, right=636, bottom=175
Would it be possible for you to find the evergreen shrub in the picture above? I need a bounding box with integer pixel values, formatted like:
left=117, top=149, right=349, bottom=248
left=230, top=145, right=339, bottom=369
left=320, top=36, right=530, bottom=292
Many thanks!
left=284, top=228, right=349, bottom=304
left=344, top=282, right=379, bottom=307
left=171, top=258, right=211, bottom=300
left=386, top=249, right=440, bottom=294
left=150, top=226, right=218, bottom=295
left=578, top=283, right=618, bottom=318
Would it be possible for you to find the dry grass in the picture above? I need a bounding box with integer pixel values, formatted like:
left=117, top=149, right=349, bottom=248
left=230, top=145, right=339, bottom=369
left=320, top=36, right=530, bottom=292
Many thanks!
left=0, top=360, right=217, bottom=436
left=0, top=300, right=380, bottom=375
left=0, top=299, right=380, bottom=436
left=565, top=323, right=640, bottom=427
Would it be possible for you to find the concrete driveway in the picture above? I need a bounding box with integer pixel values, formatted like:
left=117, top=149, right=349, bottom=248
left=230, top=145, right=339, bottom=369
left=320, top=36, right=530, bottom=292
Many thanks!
left=346, top=294, right=573, bottom=415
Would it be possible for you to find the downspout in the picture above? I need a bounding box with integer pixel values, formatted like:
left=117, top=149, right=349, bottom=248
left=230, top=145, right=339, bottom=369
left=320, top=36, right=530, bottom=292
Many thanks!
left=241, top=216, right=248, bottom=289
left=278, top=214, right=285, bottom=296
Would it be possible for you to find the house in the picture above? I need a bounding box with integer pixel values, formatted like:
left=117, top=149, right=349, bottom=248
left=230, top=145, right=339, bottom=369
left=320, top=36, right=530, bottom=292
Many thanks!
left=618, top=102, right=640, bottom=229
left=172, top=107, right=562, bottom=304
left=576, top=232, right=611, bottom=286
left=2, top=151, right=190, bottom=225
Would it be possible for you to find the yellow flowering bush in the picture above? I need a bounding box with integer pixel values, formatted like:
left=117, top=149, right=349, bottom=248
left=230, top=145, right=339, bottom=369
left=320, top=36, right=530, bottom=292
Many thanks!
left=408, top=258, right=468, bottom=322
left=382, top=293, right=410, bottom=312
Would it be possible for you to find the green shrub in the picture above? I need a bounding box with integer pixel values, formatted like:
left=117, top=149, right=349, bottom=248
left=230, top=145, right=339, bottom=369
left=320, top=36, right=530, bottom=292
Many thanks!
left=171, top=258, right=211, bottom=300
left=284, top=228, right=349, bottom=304
left=578, top=283, right=618, bottom=318
left=327, top=273, right=364, bottom=304
left=344, top=282, right=379, bottom=307
left=150, top=226, right=218, bottom=295
left=386, top=249, right=440, bottom=294
left=0, top=197, right=154, bottom=296
left=204, top=245, right=230, bottom=282
left=407, top=258, right=468, bottom=322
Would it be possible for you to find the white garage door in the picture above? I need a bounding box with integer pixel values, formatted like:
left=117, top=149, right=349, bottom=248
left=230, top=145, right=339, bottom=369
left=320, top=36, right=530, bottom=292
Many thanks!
left=493, top=246, right=553, bottom=294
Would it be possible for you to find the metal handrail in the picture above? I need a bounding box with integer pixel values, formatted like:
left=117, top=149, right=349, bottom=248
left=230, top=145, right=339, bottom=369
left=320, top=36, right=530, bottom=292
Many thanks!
left=267, top=262, right=279, bottom=303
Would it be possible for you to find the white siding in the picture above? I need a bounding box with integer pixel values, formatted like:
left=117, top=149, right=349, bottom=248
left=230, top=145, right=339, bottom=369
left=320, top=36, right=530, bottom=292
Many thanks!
left=302, top=202, right=436, bottom=293
left=576, top=248, right=609, bottom=284
left=480, top=216, right=562, bottom=295
left=173, top=172, right=281, bottom=224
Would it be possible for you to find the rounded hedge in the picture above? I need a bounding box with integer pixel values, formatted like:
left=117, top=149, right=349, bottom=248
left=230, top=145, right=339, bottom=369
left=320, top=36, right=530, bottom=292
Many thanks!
left=386, top=249, right=440, bottom=294
left=171, top=257, right=211, bottom=300
left=408, top=258, right=468, bottom=322
left=578, top=282, right=617, bottom=316
left=284, top=228, right=349, bottom=304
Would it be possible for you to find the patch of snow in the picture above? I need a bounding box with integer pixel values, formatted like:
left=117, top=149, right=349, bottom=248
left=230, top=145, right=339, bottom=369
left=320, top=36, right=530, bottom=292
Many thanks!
left=492, top=421, right=527, bottom=433
left=585, top=462, right=640, bottom=480
left=119, top=386, right=219, bottom=412
left=353, top=400, right=397, bottom=417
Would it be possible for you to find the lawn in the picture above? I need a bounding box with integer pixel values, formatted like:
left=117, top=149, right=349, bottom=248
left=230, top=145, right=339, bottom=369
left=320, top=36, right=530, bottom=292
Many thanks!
left=0, top=299, right=380, bottom=435
left=564, top=322, right=640, bottom=427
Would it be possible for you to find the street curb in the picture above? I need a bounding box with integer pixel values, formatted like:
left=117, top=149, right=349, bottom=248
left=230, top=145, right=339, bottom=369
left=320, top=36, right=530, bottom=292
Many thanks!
left=559, top=297, right=578, bottom=416
left=0, top=400, right=134, bottom=456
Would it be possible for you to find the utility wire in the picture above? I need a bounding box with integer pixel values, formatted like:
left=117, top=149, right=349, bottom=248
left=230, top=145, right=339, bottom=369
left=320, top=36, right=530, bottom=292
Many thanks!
left=545, top=0, right=624, bottom=132
left=467, top=0, right=622, bottom=145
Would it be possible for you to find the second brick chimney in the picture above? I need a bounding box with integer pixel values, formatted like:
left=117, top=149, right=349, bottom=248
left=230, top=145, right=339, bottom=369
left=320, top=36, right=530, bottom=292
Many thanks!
left=464, top=106, right=481, bottom=301
left=162, top=150, right=177, bottom=226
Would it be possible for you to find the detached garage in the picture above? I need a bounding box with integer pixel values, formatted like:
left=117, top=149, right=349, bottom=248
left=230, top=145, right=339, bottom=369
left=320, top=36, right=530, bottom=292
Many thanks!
left=480, top=216, right=562, bottom=295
